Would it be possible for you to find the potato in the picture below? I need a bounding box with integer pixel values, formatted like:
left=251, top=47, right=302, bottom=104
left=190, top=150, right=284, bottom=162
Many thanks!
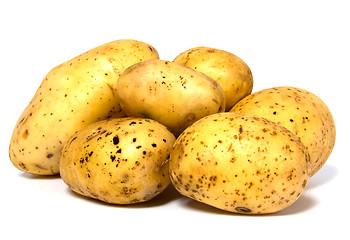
left=173, top=47, right=253, bottom=111
left=169, top=112, right=311, bottom=214
left=60, top=117, right=175, bottom=204
left=230, top=86, right=336, bottom=176
left=117, top=59, right=226, bottom=136
left=9, top=39, right=159, bottom=175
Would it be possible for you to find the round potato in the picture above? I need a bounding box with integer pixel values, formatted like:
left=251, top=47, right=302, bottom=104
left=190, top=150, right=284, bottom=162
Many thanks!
left=230, top=86, right=336, bottom=176
left=173, top=47, right=253, bottom=111
left=60, top=117, right=176, bottom=204
left=117, top=59, right=225, bottom=136
left=169, top=112, right=311, bottom=214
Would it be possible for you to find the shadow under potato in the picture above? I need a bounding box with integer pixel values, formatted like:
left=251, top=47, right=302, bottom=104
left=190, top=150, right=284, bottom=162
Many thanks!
left=305, top=164, right=338, bottom=190
left=65, top=162, right=335, bottom=214
left=19, top=172, right=61, bottom=180
left=29, top=163, right=337, bottom=215
left=180, top=191, right=318, bottom=216
left=66, top=183, right=183, bottom=208
left=172, top=162, right=333, bottom=216
left=273, top=193, right=318, bottom=216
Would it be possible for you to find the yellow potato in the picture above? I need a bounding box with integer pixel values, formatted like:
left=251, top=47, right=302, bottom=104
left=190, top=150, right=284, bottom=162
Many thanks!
left=60, top=117, right=175, bottom=204
left=117, top=59, right=226, bottom=136
left=9, top=39, right=159, bottom=175
left=173, top=47, right=253, bottom=111
left=230, top=86, right=336, bottom=176
left=169, top=112, right=311, bottom=214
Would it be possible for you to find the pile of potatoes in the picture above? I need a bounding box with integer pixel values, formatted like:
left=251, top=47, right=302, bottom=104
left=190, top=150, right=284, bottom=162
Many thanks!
left=9, top=39, right=336, bottom=214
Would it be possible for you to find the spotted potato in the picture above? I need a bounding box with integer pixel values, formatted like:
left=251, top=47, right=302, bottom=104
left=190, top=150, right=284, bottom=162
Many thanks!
left=60, top=117, right=175, bottom=204
left=230, top=86, right=336, bottom=176
left=9, top=39, right=159, bottom=175
left=169, top=112, right=311, bottom=214
left=173, top=46, right=253, bottom=111
left=117, top=59, right=226, bottom=136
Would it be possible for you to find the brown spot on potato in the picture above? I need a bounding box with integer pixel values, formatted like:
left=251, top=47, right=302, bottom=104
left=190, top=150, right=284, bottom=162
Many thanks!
left=35, top=164, right=48, bottom=170
left=113, top=136, right=119, bottom=145
left=106, top=83, right=115, bottom=96
left=239, top=125, right=243, bottom=133
left=86, top=130, right=107, bottom=142
left=22, top=129, right=29, bottom=139
left=235, top=207, right=251, bottom=213
left=19, top=117, right=26, bottom=124
left=120, top=173, right=129, bottom=183
left=227, top=143, right=233, bottom=152
left=18, top=162, right=27, bottom=170
left=184, top=113, right=196, bottom=124
left=69, top=136, right=78, bottom=144
left=172, top=143, right=184, bottom=168
left=302, top=179, right=307, bottom=188
left=157, top=157, right=169, bottom=172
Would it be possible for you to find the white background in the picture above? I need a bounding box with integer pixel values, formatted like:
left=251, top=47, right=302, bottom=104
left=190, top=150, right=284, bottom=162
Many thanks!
left=1, top=0, right=349, bottom=239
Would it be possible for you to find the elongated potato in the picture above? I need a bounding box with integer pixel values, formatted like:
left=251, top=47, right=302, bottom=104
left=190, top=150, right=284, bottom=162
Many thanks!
left=117, top=59, right=226, bottom=136
left=9, top=39, right=159, bottom=175
left=60, top=117, right=175, bottom=204
left=230, top=86, right=336, bottom=176
left=173, top=47, right=253, bottom=110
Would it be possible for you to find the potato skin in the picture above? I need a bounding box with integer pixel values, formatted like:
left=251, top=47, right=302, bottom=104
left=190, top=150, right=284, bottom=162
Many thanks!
left=169, top=112, right=311, bottom=214
left=230, top=86, right=336, bottom=176
left=60, top=117, right=175, bottom=204
left=117, top=59, right=226, bottom=136
left=173, top=47, right=253, bottom=111
left=9, top=39, right=159, bottom=175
